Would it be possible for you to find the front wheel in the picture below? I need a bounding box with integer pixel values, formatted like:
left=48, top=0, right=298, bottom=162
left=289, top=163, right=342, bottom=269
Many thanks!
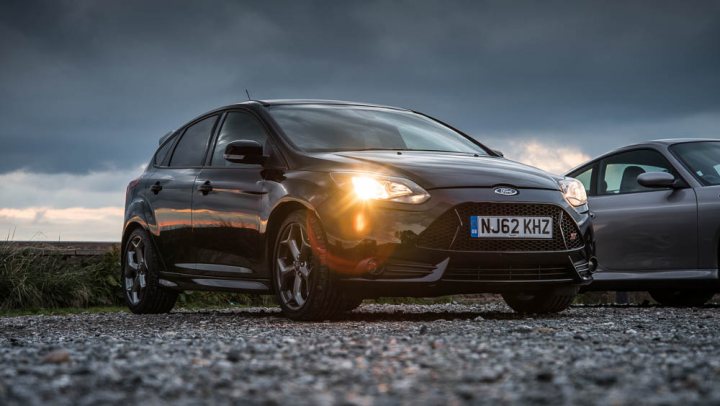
left=502, top=290, right=576, bottom=314
left=122, top=228, right=178, bottom=314
left=649, top=290, right=715, bottom=307
left=272, top=210, right=344, bottom=320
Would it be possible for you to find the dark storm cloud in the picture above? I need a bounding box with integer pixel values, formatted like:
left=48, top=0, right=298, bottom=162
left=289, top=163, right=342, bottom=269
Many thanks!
left=1, top=0, right=719, bottom=173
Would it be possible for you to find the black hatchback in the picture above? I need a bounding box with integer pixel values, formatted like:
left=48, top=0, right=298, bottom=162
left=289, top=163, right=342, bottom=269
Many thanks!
left=122, top=100, right=595, bottom=319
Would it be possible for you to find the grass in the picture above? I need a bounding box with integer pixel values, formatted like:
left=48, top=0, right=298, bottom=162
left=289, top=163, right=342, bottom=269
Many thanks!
left=0, top=243, right=124, bottom=310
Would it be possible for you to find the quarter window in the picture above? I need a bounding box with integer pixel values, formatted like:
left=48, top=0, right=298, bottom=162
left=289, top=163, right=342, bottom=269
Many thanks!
left=572, top=166, right=593, bottom=194
left=169, top=116, right=218, bottom=167
left=210, top=111, right=267, bottom=167
left=599, top=149, right=676, bottom=195
left=154, top=136, right=175, bottom=166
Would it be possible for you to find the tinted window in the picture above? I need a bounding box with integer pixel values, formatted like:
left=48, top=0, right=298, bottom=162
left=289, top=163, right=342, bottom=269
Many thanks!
left=670, top=141, right=720, bottom=186
left=572, top=166, right=593, bottom=194
left=154, top=136, right=175, bottom=166
left=169, top=116, right=218, bottom=167
left=599, top=149, right=675, bottom=195
left=268, top=105, right=487, bottom=155
left=211, top=111, right=267, bottom=167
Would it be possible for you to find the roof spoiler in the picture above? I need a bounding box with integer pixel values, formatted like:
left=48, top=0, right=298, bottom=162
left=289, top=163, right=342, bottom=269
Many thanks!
left=159, top=130, right=174, bottom=145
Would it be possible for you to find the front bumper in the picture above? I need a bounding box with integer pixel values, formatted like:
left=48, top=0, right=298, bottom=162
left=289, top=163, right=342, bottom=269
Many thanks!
left=317, top=187, right=595, bottom=296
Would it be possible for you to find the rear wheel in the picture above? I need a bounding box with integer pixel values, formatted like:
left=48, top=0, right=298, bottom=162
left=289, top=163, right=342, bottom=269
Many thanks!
left=649, top=289, right=715, bottom=307
left=272, top=210, right=344, bottom=320
left=122, top=228, right=178, bottom=314
left=502, top=290, right=576, bottom=314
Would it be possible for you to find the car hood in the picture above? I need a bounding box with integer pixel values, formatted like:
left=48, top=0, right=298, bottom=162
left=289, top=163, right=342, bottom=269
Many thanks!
left=309, top=151, right=562, bottom=190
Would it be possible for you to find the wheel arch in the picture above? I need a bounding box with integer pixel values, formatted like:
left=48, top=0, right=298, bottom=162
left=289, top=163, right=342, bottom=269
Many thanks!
left=121, top=217, right=168, bottom=273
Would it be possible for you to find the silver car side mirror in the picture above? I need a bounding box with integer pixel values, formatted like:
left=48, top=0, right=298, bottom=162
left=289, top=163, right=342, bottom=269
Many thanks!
left=637, top=172, right=676, bottom=188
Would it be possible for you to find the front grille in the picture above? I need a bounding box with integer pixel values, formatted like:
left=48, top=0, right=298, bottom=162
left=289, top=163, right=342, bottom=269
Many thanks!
left=443, top=265, right=574, bottom=281
left=417, top=202, right=584, bottom=252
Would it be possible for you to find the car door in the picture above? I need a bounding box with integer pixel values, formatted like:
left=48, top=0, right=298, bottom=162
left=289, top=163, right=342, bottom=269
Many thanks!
left=191, top=110, right=269, bottom=276
left=146, top=115, right=218, bottom=273
left=586, top=148, right=697, bottom=272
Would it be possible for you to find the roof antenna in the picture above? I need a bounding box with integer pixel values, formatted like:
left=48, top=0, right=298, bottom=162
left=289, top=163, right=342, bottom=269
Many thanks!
left=245, top=89, right=251, bottom=101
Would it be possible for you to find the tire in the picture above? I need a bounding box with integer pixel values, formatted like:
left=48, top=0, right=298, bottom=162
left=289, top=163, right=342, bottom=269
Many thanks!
left=341, top=295, right=364, bottom=312
left=122, top=228, right=178, bottom=314
left=502, top=290, right=576, bottom=314
left=648, top=290, right=715, bottom=307
left=272, top=210, right=345, bottom=320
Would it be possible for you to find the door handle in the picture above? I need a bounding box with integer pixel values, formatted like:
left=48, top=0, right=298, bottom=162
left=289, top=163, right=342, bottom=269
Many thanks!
left=198, top=180, right=213, bottom=195
left=150, top=182, right=162, bottom=194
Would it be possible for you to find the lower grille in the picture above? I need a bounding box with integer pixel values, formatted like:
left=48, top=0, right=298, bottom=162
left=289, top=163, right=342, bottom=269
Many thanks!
left=417, top=202, right=584, bottom=252
left=443, top=265, right=575, bottom=282
left=380, top=260, right=437, bottom=279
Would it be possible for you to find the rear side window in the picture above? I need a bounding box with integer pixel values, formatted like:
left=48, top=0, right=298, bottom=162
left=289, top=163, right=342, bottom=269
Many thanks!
left=154, top=136, right=175, bottom=166
left=169, top=116, right=218, bottom=167
left=211, top=111, right=268, bottom=167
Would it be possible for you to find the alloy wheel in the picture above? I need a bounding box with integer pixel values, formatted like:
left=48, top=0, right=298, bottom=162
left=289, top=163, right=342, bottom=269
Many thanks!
left=124, top=235, right=148, bottom=306
left=276, top=222, right=314, bottom=310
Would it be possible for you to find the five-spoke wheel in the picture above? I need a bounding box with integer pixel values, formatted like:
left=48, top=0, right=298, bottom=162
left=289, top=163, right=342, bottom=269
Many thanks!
left=276, top=222, right=314, bottom=310
left=124, top=234, right=148, bottom=306
left=121, top=228, right=178, bottom=314
left=272, top=210, right=345, bottom=320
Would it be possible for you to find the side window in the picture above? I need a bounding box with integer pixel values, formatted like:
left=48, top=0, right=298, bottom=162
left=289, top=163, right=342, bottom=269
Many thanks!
left=210, top=111, right=268, bottom=167
left=154, top=136, right=176, bottom=166
left=169, top=116, right=218, bottom=167
left=599, top=149, right=676, bottom=195
left=571, top=165, right=594, bottom=194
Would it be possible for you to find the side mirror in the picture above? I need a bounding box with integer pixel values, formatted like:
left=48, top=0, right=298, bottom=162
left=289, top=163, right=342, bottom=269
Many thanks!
left=224, top=140, right=265, bottom=164
left=492, top=149, right=504, bottom=157
left=637, top=172, right=676, bottom=188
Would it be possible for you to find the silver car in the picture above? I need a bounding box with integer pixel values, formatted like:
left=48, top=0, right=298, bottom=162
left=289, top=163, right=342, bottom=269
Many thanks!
left=567, top=139, right=720, bottom=306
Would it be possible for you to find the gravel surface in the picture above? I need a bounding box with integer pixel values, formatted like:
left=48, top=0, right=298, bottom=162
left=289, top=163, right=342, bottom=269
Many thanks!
left=1, top=303, right=719, bottom=405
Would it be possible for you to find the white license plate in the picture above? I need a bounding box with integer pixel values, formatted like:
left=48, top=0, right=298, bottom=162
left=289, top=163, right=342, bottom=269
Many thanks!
left=470, top=216, right=553, bottom=239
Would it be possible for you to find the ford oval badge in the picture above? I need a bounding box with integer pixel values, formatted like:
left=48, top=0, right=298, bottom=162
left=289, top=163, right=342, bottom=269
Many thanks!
left=494, top=187, right=518, bottom=196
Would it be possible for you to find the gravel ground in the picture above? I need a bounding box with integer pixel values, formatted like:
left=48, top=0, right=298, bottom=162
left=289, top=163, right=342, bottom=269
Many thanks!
left=1, top=303, right=719, bottom=405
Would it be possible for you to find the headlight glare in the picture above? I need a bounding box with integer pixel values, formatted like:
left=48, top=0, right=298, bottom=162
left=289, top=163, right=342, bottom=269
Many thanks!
left=332, top=173, right=430, bottom=204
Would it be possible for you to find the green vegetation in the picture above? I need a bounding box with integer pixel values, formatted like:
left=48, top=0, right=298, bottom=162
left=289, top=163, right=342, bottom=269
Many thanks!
left=0, top=243, right=124, bottom=310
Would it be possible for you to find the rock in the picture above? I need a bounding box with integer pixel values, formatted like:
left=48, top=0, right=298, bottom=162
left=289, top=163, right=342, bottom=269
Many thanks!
left=42, top=349, right=71, bottom=364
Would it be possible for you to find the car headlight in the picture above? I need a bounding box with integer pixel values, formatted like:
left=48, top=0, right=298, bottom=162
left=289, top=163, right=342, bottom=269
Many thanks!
left=558, top=177, right=588, bottom=209
left=331, top=173, right=430, bottom=204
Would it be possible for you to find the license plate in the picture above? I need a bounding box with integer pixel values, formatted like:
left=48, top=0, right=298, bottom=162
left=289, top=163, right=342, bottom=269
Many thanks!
left=470, top=216, right=553, bottom=239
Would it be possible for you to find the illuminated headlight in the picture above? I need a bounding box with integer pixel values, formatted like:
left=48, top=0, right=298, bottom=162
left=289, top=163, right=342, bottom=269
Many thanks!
left=331, top=173, right=430, bottom=204
left=558, top=177, right=588, bottom=210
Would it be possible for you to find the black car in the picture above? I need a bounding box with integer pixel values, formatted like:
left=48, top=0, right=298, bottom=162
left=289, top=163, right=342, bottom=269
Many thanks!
left=122, top=100, right=595, bottom=319
left=567, top=139, right=720, bottom=306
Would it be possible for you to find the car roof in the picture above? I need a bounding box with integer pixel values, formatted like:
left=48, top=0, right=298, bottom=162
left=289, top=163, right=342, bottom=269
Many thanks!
left=566, top=138, right=720, bottom=174
left=210, top=99, right=407, bottom=111
left=623, top=138, right=720, bottom=148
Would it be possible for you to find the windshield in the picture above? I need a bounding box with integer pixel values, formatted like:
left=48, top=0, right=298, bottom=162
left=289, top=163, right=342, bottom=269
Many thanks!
left=670, top=141, right=720, bottom=186
left=267, top=104, right=488, bottom=154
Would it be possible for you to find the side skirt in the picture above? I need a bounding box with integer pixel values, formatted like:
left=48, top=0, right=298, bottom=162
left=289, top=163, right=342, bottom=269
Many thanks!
left=159, top=270, right=272, bottom=293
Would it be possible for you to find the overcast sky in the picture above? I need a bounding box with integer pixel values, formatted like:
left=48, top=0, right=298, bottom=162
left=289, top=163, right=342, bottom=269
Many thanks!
left=1, top=0, right=719, bottom=240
